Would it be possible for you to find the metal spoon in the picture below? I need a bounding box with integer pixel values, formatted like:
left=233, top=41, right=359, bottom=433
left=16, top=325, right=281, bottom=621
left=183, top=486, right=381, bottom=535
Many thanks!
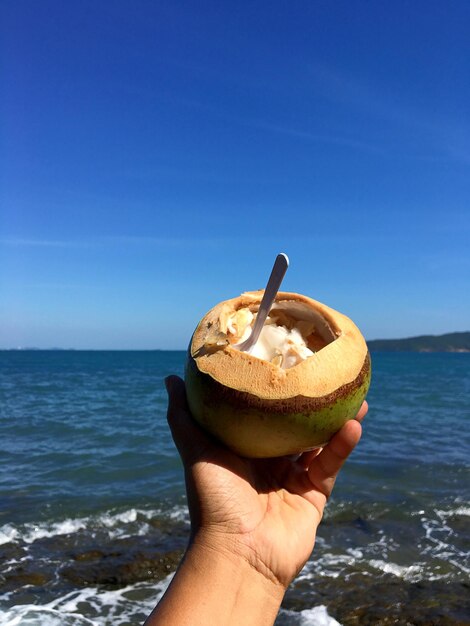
left=235, top=253, right=289, bottom=353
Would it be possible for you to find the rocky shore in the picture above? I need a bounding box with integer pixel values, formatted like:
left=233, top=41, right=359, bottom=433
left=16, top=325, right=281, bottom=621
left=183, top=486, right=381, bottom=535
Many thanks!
left=2, top=513, right=469, bottom=625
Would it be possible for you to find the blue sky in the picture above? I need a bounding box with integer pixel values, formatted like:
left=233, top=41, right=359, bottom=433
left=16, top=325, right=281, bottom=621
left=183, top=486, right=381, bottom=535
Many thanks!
left=1, top=1, right=469, bottom=349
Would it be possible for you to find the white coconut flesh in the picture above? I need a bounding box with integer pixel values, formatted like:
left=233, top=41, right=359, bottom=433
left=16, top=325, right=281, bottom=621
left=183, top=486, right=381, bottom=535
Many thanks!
left=192, top=292, right=368, bottom=400
left=222, top=303, right=337, bottom=369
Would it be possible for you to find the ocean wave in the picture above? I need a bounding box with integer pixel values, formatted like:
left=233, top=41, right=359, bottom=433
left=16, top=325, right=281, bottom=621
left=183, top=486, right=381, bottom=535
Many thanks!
left=367, top=559, right=424, bottom=580
left=419, top=503, right=470, bottom=576
left=435, top=505, right=470, bottom=519
left=0, top=606, right=99, bottom=626
left=277, top=606, right=341, bottom=625
left=0, top=505, right=190, bottom=546
left=0, top=576, right=174, bottom=626
left=0, top=586, right=341, bottom=626
left=297, top=540, right=453, bottom=583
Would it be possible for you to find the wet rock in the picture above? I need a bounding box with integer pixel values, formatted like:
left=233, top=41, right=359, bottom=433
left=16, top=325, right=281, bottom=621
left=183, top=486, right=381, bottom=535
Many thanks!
left=60, top=531, right=187, bottom=588
left=2, top=567, right=51, bottom=590
left=283, top=574, right=470, bottom=625
left=61, top=548, right=183, bottom=586
left=0, top=511, right=189, bottom=606
left=0, top=542, right=27, bottom=563
left=73, top=549, right=106, bottom=561
left=351, top=517, right=373, bottom=533
left=147, top=516, right=188, bottom=534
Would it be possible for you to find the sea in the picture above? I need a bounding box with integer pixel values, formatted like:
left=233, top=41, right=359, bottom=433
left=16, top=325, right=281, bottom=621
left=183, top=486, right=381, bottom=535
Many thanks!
left=0, top=350, right=469, bottom=625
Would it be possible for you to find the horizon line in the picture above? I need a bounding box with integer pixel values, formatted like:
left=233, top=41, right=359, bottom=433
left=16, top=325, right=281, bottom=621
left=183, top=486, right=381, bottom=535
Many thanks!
left=2, top=330, right=469, bottom=352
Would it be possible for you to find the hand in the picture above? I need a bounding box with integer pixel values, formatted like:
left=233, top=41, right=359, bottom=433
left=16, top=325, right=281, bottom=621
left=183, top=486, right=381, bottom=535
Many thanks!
left=165, top=375, right=367, bottom=589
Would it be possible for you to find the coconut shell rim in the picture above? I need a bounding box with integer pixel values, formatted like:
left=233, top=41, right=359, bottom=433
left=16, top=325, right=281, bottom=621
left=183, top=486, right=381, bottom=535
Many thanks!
left=189, top=291, right=369, bottom=400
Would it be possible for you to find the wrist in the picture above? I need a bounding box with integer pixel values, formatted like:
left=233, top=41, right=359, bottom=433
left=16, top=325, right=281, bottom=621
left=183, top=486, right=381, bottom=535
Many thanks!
left=185, top=534, right=286, bottom=623
left=190, top=528, right=288, bottom=592
left=147, top=530, right=287, bottom=626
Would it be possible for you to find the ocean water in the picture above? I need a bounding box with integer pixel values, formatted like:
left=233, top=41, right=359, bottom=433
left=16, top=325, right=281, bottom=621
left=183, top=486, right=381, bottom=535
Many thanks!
left=0, top=350, right=469, bottom=625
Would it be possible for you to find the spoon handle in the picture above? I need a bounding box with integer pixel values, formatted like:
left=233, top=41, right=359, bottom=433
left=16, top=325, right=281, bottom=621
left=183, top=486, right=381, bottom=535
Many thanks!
left=236, top=253, right=289, bottom=352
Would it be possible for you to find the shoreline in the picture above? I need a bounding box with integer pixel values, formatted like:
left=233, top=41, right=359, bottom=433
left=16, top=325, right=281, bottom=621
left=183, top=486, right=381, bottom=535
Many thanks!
left=1, top=506, right=468, bottom=625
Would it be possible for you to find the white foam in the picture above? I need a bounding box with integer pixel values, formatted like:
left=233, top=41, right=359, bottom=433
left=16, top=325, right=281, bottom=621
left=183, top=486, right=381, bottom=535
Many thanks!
left=0, top=505, right=189, bottom=546
left=1, top=582, right=339, bottom=626
left=167, top=506, right=189, bottom=522
left=101, top=509, right=137, bottom=525
left=278, top=605, right=341, bottom=625
left=298, top=553, right=357, bottom=580
left=419, top=503, right=470, bottom=576
left=0, top=525, right=19, bottom=546
left=23, top=518, right=88, bottom=543
left=0, top=574, right=174, bottom=626
left=298, top=540, right=437, bottom=583
left=0, top=605, right=98, bottom=625
left=436, top=505, right=470, bottom=519
left=368, top=559, right=424, bottom=580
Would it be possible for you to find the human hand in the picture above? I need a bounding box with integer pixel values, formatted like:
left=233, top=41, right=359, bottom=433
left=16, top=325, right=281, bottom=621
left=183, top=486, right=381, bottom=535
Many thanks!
left=165, top=375, right=367, bottom=590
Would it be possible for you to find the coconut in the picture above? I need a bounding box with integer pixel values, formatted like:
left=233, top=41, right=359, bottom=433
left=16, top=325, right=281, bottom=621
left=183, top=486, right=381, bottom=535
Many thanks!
left=185, top=290, right=371, bottom=458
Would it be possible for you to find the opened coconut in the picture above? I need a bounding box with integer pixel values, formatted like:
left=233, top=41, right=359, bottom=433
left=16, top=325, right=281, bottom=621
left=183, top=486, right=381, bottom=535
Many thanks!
left=185, top=290, right=371, bottom=458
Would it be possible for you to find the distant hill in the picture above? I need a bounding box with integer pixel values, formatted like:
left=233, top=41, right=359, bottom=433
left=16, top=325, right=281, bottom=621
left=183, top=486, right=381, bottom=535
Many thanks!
left=367, top=332, right=470, bottom=352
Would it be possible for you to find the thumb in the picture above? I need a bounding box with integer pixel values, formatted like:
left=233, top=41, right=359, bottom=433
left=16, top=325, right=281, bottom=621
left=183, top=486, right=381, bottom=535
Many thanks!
left=164, top=375, right=213, bottom=464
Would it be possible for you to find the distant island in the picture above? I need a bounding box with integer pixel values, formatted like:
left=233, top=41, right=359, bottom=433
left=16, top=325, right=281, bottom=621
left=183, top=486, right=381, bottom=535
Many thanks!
left=367, top=331, right=470, bottom=353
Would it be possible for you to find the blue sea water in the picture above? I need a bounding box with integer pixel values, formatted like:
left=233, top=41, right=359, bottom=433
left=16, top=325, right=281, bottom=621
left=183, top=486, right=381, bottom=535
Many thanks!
left=0, top=351, right=185, bottom=526
left=0, top=350, right=469, bottom=625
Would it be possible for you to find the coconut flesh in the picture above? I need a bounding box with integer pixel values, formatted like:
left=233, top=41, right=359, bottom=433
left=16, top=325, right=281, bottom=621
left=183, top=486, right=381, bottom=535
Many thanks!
left=185, top=291, right=370, bottom=458
left=220, top=302, right=335, bottom=368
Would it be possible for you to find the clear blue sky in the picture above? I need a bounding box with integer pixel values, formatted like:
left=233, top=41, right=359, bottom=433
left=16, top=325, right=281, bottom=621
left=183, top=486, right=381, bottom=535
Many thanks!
left=1, top=1, right=469, bottom=349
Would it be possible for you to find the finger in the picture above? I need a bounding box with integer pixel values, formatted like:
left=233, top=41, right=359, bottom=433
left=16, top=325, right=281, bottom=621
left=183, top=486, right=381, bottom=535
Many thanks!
left=355, top=400, right=368, bottom=423
left=307, top=419, right=362, bottom=499
left=165, top=375, right=190, bottom=414
left=296, top=446, right=323, bottom=470
left=165, top=375, right=214, bottom=465
left=297, top=401, right=367, bottom=470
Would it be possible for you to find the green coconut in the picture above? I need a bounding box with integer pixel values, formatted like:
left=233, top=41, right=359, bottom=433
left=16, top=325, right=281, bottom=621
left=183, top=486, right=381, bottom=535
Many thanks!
left=185, top=290, right=371, bottom=458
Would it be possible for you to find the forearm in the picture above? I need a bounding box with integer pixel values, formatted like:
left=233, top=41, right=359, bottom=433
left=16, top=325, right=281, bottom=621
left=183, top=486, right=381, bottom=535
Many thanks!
left=145, top=535, right=286, bottom=626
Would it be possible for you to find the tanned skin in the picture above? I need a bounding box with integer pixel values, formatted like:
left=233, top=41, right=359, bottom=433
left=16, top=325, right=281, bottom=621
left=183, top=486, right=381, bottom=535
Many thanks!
left=145, top=375, right=367, bottom=626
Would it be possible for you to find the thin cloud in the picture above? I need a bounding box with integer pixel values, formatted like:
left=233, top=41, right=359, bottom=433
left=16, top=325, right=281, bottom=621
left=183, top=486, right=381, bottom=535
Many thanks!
left=22, top=282, right=100, bottom=290
left=0, top=237, right=89, bottom=248
left=164, top=93, right=387, bottom=156
left=161, top=64, right=470, bottom=162
left=0, top=235, right=234, bottom=249
left=248, top=119, right=386, bottom=155
left=308, top=62, right=470, bottom=164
